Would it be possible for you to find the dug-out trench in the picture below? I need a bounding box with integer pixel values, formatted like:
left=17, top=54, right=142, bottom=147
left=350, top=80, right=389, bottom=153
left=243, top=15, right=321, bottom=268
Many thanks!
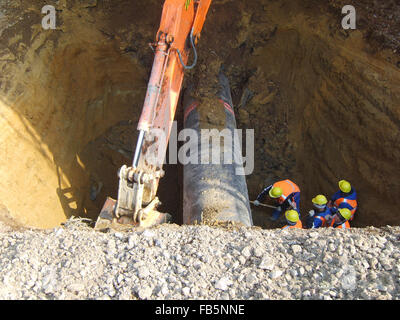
left=0, top=0, right=399, bottom=229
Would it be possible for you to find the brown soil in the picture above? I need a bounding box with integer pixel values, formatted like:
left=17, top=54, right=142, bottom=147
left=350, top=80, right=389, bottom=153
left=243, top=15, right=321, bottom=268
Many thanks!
left=0, top=0, right=399, bottom=229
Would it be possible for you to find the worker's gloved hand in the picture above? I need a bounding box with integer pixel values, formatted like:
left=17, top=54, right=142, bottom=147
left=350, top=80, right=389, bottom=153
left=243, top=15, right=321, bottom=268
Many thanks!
left=308, top=210, right=315, bottom=217
left=253, top=200, right=260, bottom=206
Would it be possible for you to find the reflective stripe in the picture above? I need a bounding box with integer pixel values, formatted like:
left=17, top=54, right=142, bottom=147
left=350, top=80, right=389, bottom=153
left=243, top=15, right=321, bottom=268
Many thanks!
left=334, top=198, right=357, bottom=209
left=335, top=222, right=350, bottom=229
left=286, top=180, right=297, bottom=193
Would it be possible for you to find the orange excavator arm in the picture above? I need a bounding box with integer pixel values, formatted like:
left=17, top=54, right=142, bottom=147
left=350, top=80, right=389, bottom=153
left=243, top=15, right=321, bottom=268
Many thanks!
left=96, top=0, right=212, bottom=230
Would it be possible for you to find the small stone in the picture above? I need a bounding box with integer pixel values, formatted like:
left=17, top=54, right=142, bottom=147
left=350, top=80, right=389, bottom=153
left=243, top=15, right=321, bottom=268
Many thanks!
left=114, top=232, right=124, bottom=239
left=154, top=239, right=164, bottom=248
left=291, top=245, right=302, bottom=254
left=270, top=270, right=283, bottom=279
left=137, top=267, right=150, bottom=279
left=309, top=232, right=318, bottom=238
left=303, top=290, right=311, bottom=297
left=361, top=260, right=370, bottom=269
left=117, top=274, right=124, bottom=284
left=161, top=285, right=168, bottom=296
left=220, top=292, right=230, bottom=300
left=128, top=237, right=136, bottom=249
left=382, top=263, right=392, bottom=271
left=259, top=256, right=274, bottom=270
left=215, top=277, right=232, bottom=291
left=138, top=286, right=153, bottom=300
left=369, top=258, right=379, bottom=269
left=290, top=269, right=298, bottom=277
left=238, top=256, right=246, bottom=265
left=241, top=246, right=252, bottom=258
left=142, top=230, right=155, bottom=238
left=245, top=274, right=258, bottom=286
left=163, top=251, right=171, bottom=259
left=253, top=247, right=263, bottom=257
left=341, top=274, right=356, bottom=291
left=182, top=287, right=191, bottom=296
left=118, top=288, right=132, bottom=300
left=67, top=283, right=85, bottom=293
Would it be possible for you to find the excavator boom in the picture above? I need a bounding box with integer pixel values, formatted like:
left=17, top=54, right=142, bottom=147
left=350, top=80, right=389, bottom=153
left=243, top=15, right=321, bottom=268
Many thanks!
left=95, top=0, right=212, bottom=230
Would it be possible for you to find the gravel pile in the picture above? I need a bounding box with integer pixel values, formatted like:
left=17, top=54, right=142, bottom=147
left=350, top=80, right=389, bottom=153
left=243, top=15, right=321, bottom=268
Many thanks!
left=0, top=218, right=399, bottom=300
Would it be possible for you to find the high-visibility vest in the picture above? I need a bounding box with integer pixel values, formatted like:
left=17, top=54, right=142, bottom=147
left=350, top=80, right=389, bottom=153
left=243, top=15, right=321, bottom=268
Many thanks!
left=313, top=215, right=327, bottom=228
left=334, top=197, right=357, bottom=218
left=330, top=219, right=350, bottom=229
left=273, top=180, right=300, bottom=204
left=282, top=220, right=303, bottom=230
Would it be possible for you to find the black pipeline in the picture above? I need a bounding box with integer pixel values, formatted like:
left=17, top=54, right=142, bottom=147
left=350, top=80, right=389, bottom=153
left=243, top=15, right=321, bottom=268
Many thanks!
left=182, top=71, right=253, bottom=227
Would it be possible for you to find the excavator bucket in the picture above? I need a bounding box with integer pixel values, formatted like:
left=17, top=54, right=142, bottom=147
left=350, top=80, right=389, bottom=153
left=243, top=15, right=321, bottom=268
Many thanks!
left=94, top=197, right=171, bottom=231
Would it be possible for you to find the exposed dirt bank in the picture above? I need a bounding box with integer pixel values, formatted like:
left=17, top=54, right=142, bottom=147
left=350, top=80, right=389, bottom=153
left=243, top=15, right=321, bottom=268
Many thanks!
left=190, top=0, right=400, bottom=228
left=0, top=0, right=399, bottom=228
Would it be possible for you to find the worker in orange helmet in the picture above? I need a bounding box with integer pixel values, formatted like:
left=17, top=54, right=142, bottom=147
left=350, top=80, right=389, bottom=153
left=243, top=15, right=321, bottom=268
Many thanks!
left=328, top=180, right=357, bottom=221
left=253, top=179, right=300, bottom=221
left=327, top=208, right=352, bottom=229
left=281, top=210, right=303, bottom=230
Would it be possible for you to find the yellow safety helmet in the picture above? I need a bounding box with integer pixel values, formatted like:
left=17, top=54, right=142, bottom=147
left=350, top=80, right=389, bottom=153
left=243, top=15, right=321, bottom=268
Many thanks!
left=339, top=180, right=351, bottom=193
left=285, top=210, right=299, bottom=223
left=338, top=208, right=352, bottom=221
left=312, top=195, right=328, bottom=206
left=269, top=187, right=283, bottom=198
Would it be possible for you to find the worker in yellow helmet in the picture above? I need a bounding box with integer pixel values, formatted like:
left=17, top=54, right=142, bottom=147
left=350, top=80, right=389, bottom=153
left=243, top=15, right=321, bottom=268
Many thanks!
left=328, top=180, right=357, bottom=221
left=328, top=208, right=351, bottom=229
left=281, top=210, right=303, bottom=230
left=253, top=179, right=301, bottom=221
left=306, top=194, right=335, bottom=229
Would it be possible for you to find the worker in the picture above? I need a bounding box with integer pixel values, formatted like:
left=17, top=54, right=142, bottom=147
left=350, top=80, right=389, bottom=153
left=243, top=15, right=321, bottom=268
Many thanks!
left=253, top=179, right=300, bottom=221
left=328, top=180, right=357, bottom=221
left=328, top=208, right=351, bottom=229
left=281, top=210, right=303, bottom=229
left=306, top=194, right=334, bottom=229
